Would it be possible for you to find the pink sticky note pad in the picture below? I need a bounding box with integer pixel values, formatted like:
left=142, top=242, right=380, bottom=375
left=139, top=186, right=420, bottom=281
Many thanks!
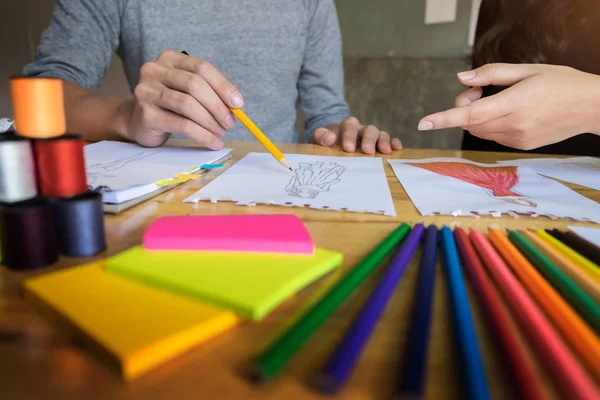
left=143, top=214, right=315, bottom=255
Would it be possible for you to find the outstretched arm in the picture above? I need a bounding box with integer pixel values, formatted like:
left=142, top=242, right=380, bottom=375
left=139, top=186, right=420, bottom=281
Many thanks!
left=417, top=63, right=600, bottom=150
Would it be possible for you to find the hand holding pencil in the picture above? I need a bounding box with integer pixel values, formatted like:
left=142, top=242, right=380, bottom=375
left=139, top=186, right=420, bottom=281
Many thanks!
left=230, top=108, right=292, bottom=171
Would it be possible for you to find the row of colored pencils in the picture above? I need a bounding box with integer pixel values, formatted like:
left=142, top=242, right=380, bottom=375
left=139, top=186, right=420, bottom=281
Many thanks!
left=250, top=223, right=600, bottom=399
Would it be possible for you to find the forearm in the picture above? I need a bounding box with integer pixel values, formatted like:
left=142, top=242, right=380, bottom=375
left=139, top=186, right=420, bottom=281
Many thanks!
left=62, top=80, right=133, bottom=142
left=589, top=75, right=600, bottom=136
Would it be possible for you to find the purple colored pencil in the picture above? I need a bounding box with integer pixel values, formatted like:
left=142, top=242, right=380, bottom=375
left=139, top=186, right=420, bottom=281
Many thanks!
left=315, top=223, right=426, bottom=393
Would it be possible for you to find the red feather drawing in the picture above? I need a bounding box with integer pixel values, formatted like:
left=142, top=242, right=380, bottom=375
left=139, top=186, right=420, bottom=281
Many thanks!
left=406, top=162, right=538, bottom=207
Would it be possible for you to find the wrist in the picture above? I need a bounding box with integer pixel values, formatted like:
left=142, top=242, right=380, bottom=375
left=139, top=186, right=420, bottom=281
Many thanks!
left=111, top=96, right=135, bottom=141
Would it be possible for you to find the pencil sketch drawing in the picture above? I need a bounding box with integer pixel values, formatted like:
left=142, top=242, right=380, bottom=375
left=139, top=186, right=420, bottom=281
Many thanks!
left=286, top=161, right=346, bottom=199
left=87, top=151, right=157, bottom=188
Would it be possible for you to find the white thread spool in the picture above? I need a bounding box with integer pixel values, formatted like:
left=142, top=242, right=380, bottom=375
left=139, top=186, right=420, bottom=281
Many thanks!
left=0, top=135, right=38, bottom=203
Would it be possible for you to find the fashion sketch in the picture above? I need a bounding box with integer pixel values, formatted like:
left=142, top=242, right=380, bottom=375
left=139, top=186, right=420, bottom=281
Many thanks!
left=286, top=161, right=346, bottom=199
left=87, top=151, right=157, bottom=189
left=407, top=162, right=538, bottom=207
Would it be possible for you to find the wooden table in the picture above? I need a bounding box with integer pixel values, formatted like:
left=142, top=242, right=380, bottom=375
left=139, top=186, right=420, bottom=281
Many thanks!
left=2, top=141, right=599, bottom=399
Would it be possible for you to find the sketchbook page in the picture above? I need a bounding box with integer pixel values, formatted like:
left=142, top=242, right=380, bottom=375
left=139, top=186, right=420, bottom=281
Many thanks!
left=568, top=226, right=600, bottom=248
left=498, top=157, right=600, bottom=190
left=184, top=153, right=396, bottom=216
left=84, top=141, right=232, bottom=191
left=388, top=158, right=600, bottom=223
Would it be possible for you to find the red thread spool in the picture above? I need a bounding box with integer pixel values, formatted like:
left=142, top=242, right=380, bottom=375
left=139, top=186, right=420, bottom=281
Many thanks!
left=33, top=134, right=88, bottom=198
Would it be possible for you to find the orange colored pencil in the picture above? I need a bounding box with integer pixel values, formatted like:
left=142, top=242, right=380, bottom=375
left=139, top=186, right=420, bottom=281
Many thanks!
left=471, top=229, right=600, bottom=399
left=488, top=229, right=600, bottom=381
left=522, top=230, right=600, bottom=304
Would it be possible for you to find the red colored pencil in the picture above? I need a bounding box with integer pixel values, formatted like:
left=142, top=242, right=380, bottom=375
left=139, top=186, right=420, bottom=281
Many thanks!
left=470, top=229, right=600, bottom=400
left=454, top=228, right=544, bottom=400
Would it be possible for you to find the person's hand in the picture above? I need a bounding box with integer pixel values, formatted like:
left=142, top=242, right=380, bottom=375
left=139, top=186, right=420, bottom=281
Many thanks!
left=120, top=50, right=244, bottom=148
left=417, top=63, right=600, bottom=150
left=312, top=117, right=402, bottom=155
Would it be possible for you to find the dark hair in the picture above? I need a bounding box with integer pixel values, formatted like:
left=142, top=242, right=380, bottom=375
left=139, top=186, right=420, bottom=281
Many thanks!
left=473, top=0, right=595, bottom=66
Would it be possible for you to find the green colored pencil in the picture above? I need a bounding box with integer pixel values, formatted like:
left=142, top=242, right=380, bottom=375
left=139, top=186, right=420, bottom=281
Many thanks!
left=509, top=231, right=600, bottom=334
left=252, top=223, right=412, bottom=381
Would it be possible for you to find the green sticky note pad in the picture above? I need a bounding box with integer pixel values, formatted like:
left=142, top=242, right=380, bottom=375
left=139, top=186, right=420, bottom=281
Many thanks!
left=104, top=246, right=343, bottom=321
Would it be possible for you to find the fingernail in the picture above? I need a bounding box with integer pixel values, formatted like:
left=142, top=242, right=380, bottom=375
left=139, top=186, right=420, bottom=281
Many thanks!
left=213, top=138, right=223, bottom=149
left=229, top=92, right=244, bottom=108
left=458, top=70, right=477, bottom=80
left=364, top=144, right=374, bottom=154
left=224, top=113, right=236, bottom=128
left=217, top=127, right=227, bottom=136
left=324, top=132, right=336, bottom=145
left=418, top=121, right=434, bottom=131
left=345, top=143, right=355, bottom=152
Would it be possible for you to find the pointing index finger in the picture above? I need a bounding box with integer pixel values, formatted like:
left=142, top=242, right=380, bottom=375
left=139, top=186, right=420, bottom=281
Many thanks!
left=418, top=95, right=510, bottom=131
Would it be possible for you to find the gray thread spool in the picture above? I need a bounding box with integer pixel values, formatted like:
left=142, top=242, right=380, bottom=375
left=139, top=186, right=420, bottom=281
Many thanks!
left=0, top=135, right=38, bottom=203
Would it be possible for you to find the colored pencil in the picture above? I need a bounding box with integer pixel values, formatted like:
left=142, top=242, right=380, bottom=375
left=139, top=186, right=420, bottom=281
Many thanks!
left=316, top=223, right=425, bottom=393
left=252, top=223, right=412, bottom=381
left=488, top=229, right=600, bottom=381
left=440, top=227, right=490, bottom=400
left=509, top=231, right=600, bottom=335
left=559, top=230, right=600, bottom=266
left=454, top=228, right=544, bottom=400
left=536, top=230, right=600, bottom=284
left=522, top=230, right=600, bottom=304
left=396, top=225, right=438, bottom=400
left=471, top=230, right=600, bottom=400
left=230, top=108, right=292, bottom=171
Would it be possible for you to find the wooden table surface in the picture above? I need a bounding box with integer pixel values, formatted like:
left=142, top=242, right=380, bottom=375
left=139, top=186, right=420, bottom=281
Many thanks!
left=2, top=141, right=599, bottom=399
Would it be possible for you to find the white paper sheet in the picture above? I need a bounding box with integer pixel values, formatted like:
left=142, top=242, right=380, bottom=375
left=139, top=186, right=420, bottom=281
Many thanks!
left=0, top=118, right=14, bottom=133
left=388, top=158, right=600, bottom=223
left=184, top=153, right=396, bottom=216
left=568, top=226, right=600, bottom=248
left=498, top=157, right=600, bottom=191
left=84, top=141, right=231, bottom=191
left=425, top=0, right=458, bottom=24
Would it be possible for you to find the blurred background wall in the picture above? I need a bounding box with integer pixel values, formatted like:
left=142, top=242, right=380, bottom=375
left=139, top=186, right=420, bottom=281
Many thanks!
left=0, top=0, right=480, bottom=149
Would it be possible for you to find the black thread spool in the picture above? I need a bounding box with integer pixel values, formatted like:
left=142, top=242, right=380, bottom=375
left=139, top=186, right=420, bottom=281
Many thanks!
left=51, top=192, right=107, bottom=257
left=0, top=198, right=58, bottom=270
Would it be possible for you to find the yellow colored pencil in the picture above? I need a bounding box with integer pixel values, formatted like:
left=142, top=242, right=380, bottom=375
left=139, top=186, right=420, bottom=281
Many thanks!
left=535, top=230, right=600, bottom=285
left=230, top=108, right=292, bottom=171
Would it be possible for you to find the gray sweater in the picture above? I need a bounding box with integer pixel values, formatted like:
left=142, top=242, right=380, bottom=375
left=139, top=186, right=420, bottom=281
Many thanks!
left=23, top=0, right=350, bottom=143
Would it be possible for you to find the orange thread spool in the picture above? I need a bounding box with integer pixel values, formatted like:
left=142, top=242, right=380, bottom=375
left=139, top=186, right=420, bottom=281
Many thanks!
left=33, top=135, right=88, bottom=197
left=10, top=76, right=66, bottom=138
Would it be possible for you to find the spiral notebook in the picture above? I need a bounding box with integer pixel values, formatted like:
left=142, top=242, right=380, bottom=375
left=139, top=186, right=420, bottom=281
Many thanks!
left=84, top=141, right=231, bottom=212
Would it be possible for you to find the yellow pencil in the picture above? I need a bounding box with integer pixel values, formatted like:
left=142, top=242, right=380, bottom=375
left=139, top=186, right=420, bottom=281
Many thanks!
left=230, top=108, right=292, bottom=171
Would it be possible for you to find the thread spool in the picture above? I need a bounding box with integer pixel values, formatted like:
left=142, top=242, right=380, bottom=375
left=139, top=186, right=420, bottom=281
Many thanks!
left=0, top=134, right=38, bottom=204
left=10, top=76, right=66, bottom=138
left=33, top=134, right=88, bottom=198
left=0, top=198, right=58, bottom=270
left=51, top=192, right=107, bottom=257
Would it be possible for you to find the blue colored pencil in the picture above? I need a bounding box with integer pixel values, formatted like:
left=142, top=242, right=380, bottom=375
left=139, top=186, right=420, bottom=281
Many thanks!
left=440, top=226, right=490, bottom=400
left=397, top=224, right=439, bottom=399
left=316, top=223, right=426, bottom=393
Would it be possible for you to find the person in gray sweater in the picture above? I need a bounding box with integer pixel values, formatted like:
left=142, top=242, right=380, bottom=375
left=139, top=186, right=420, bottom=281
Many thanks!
left=23, top=0, right=401, bottom=155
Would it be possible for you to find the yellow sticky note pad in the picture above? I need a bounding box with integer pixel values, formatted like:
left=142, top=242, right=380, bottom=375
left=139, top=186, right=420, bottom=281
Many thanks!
left=24, top=262, right=239, bottom=380
left=105, top=246, right=343, bottom=321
